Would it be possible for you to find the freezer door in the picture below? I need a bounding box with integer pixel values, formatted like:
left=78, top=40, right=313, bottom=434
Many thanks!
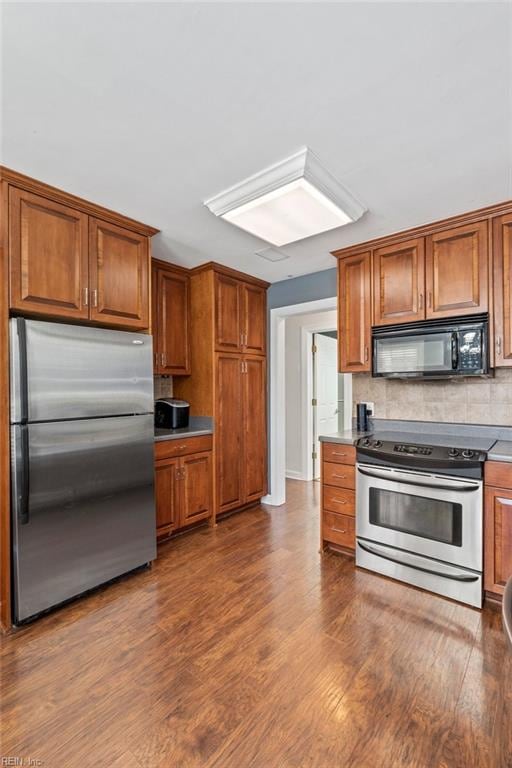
left=11, top=415, right=156, bottom=623
left=10, top=318, right=153, bottom=422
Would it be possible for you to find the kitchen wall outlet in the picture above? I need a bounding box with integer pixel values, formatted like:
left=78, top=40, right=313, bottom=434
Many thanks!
left=364, top=401, right=374, bottom=415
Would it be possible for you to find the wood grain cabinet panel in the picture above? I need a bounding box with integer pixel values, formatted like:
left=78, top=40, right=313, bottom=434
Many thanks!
left=373, top=238, right=425, bottom=325
left=484, top=485, right=512, bottom=596
left=215, top=274, right=242, bottom=352
left=338, top=252, right=371, bottom=372
left=323, top=462, right=355, bottom=490
left=493, top=213, right=512, bottom=366
left=155, top=457, right=180, bottom=538
left=153, top=262, right=190, bottom=375
left=243, top=356, right=267, bottom=502
left=181, top=451, right=213, bottom=525
left=323, top=511, right=356, bottom=550
left=89, top=218, right=149, bottom=329
left=425, top=221, right=488, bottom=319
left=9, top=187, right=89, bottom=319
left=242, top=284, right=266, bottom=355
left=216, top=354, right=245, bottom=512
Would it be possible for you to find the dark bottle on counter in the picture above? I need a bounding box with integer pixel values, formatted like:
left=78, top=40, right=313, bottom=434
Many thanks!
left=356, top=403, right=369, bottom=432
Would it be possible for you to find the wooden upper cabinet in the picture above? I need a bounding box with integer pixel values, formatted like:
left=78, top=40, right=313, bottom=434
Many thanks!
left=242, top=284, right=266, bottom=355
left=9, top=187, right=89, bottom=319
left=373, top=238, right=425, bottom=326
left=338, top=252, right=371, bottom=372
left=493, top=213, right=512, bottom=366
left=243, top=356, right=267, bottom=501
left=89, top=218, right=149, bottom=330
left=485, top=485, right=512, bottom=595
left=425, top=221, right=488, bottom=319
left=181, top=451, right=213, bottom=526
left=216, top=353, right=244, bottom=512
left=215, top=274, right=242, bottom=352
left=153, top=263, right=190, bottom=375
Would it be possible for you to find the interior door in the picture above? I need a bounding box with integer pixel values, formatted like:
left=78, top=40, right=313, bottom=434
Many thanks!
left=215, top=274, right=242, bottom=352
left=9, top=187, right=89, bottom=320
left=242, top=283, right=266, bottom=355
left=338, top=252, right=371, bottom=372
left=313, top=334, right=338, bottom=480
left=373, top=238, right=425, bottom=325
left=493, top=213, right=512, bottom=367
left=425, top=221, right=488, bottom=319
left=181, top=451, right=213, bottom=525
left=156, top=267, right=190, bottom=375
left=89, top=217, right=149, bottom=329
left=155, top=457, right=180, bottom=536
left=216, top=354, right=244, bottom=512
left=11, top=415, right=156, bottom=623
left=243, top=356, right=267, bottom=502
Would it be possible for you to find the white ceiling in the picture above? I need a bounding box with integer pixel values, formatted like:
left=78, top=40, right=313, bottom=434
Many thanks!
left=2, top=2, right=511, bottom=283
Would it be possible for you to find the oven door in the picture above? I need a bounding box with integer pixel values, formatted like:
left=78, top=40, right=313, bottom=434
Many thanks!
left=356, top=463, right=482, bottom=572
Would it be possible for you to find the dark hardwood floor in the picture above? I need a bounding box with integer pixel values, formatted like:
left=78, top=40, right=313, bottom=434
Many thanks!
left=1, top=480, right=511, bottom=767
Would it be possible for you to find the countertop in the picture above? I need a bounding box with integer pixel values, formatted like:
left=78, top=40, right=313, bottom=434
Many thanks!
left=487, top=441, right=512, bottom=463
left=319, top=429, right=371, bottom=445
left=154, top=416, right=213, bottom=442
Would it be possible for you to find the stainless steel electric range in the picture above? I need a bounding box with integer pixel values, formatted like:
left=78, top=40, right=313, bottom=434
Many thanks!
left=355, top=433, right=493, bottom=608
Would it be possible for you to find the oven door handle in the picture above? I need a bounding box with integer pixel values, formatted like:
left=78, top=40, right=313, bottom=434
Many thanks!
left=357, top=540, right=480, bottom=582
left=356, top=465, right=480, bottom=493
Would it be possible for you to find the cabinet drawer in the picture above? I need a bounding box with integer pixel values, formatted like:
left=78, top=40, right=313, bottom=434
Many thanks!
left=322, top=443, right=355, bottom=465
left=155, top=435, right=213, bottom=461
left=323, top=511, right=355, bottom=550
left=485, top=461, right=512, bottom=489
left=323, top=461, right=355, bottom=490
left=323, top=486, right=355, bottom=516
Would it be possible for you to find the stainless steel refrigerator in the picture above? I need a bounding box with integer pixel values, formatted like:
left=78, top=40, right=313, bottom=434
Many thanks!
left=10, top=318, right=156, bottom=623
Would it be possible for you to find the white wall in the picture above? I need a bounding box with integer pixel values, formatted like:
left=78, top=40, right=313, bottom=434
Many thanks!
left=285, top=309, right=337, bottom=480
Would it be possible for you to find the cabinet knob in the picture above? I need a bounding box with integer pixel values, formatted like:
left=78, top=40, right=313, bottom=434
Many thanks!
left=83, top=287, right=89, bottom=307
left=364, top=346, right=369, bottom=363
left=428, top=291, right=432, bottom=309
left=91, top=289, right=98, bottom=308
left=497, top=336, right=502, bottom=356
left=418, top=293, right=423, bottom=310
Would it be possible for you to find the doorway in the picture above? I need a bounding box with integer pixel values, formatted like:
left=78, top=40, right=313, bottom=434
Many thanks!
left=312, top=331, right=338, bottom=479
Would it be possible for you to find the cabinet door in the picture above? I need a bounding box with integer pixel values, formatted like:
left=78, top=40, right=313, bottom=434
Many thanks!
left=373, top=238, right=425, bottom=325
left=425, top=221, right=488, bottom=319
left=9, top=187, right=89, bottom=319
left=242, top=283, right=266, bottom=355
left=243, top=356, right=267, bottom=502
left=493, top=213, right=512, bottom=366
left=155, top=266, right=190, bottom=375
left=484, top=486, right=512, bottom=595
left=181, top=451, right=213, bottom=526
left=216, top=354, right=244, bottom=513
left=155, top=457, right=180, bottom=537
left=215, top=274, right=242, bottom=352
left=89, top=218, right=149, bottom=329
left=338, top=252, right=371, bottom=372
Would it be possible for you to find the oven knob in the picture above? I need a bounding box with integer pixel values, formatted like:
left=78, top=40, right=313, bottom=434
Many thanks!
left=448, top=448, right=459, bottom=457
left=462, top=449, right=474, bottom=459
left=362, top=438, right=371, bottom=446
left=373, top=440, right=382, bottom=448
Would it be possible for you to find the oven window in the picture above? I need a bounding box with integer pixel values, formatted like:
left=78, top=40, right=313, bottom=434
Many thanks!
left=369, top=488, right=462, bottom=546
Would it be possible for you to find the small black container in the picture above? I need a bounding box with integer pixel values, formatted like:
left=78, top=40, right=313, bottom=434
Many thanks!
left=356, top=403, right=369, bottom=432
left=155, top=398, right=190, bottom=430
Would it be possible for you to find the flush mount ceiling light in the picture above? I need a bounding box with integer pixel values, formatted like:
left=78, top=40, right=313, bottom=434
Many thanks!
left=255, top=247, right=290, bottom=262
left=204, top=147, right=366, bottom=246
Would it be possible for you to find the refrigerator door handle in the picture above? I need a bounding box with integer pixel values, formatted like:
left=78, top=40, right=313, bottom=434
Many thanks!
left=19, top=425, right=30, bottom=525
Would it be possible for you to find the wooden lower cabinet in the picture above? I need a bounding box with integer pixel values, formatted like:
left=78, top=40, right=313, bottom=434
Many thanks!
left=154, top=437, right=213, bottom=539
left=484, top=461, right=512, bottom=597
left=321, top=442, right=356, bottom=554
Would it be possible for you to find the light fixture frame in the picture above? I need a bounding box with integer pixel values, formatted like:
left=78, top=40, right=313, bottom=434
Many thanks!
left=204, top=146, right=366, bottom=227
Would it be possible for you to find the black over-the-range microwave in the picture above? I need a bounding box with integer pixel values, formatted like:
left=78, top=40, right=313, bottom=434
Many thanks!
left=372, top=314, right=489, bottom=379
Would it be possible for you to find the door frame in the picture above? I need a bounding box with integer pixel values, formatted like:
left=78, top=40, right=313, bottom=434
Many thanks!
left=264, top=297, right=351, bottom=506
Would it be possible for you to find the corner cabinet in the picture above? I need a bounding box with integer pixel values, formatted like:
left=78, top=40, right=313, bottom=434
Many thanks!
left=338, top=252, right=371, bottom=372
left=152, top=259, right=191, bottom=375
left=6, top=177, right=156, bottom=330
left=173, top=263, right=268, bottom=517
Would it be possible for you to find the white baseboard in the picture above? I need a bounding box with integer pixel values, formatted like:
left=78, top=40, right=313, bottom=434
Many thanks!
left=261, top=493, right=285, bottom=506
left=285, top=469, right=304, bottom=480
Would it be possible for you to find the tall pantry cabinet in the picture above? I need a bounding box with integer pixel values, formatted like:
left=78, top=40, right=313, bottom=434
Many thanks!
left=173, top=263, right=268, bottom=516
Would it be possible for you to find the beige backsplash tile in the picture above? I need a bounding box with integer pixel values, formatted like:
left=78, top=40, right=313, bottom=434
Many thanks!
left=154, top=376, right=173, bottom=400
left=353, top=369, right=512, bottom=426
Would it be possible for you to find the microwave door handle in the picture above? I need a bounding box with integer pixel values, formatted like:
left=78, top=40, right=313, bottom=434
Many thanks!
left=451, top=332, right=459, bottom=370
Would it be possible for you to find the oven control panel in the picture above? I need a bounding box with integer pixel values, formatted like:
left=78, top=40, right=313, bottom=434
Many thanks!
left=394, top=444, right=432, bottom=456
left=355, top=437, right=487, bottom=472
